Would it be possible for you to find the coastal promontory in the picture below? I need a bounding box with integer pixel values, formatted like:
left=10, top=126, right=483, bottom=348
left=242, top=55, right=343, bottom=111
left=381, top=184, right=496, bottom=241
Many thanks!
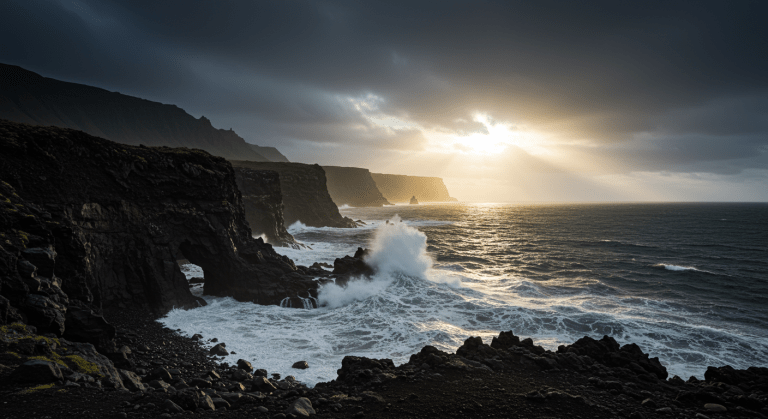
left=322, top=166, right=391, bottom=207
left=231, top=161, right=358, bottom=228
left=372, top=173, right=458, bottom=203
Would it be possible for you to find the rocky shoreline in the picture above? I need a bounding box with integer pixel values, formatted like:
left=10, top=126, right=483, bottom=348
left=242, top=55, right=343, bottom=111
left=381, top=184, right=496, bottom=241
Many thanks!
left=2, top=309, right=767, bottom=419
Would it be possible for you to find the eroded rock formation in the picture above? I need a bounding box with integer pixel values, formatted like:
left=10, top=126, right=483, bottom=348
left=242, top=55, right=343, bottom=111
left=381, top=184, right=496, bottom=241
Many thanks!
left=231, top=161, right=357, bottom=228
left=371, top=173, right=458, bottom=203
left=322, top=166, right=391, bottom=207
left=0, top=120, right=323, bottom=329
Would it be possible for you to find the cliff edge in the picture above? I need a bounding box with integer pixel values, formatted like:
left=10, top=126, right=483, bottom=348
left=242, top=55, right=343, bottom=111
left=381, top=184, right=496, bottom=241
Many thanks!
left=322, top=166, right=391, bottom=207
left=233, top=167, right=299, bottom=248
left=231, top=161, right=358, bottom=228
left=372, top=173, right=458, bottom=203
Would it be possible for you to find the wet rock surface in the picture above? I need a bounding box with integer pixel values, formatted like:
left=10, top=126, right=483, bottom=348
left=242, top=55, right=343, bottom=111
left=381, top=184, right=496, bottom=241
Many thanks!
left=231, top=161, right=358, bottom=228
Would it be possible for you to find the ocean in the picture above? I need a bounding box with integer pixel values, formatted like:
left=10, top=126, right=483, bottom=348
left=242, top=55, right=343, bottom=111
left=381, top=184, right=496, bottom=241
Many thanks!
left=160, top=203, right=768, bottom=387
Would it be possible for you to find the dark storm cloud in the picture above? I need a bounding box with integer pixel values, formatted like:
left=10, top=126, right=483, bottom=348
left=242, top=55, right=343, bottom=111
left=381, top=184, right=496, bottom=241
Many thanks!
left=1, top=0, right=767, bottom=172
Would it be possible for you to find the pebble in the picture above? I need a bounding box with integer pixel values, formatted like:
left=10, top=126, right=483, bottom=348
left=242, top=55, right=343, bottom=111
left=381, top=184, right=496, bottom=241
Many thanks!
left=704, top=403, right=727, bottom=412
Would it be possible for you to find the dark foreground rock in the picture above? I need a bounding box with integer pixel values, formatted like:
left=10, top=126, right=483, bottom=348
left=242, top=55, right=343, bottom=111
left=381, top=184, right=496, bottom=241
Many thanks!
left=2, top=317, right=767, bottom=419
left=0, top=120, right=328, bottom=323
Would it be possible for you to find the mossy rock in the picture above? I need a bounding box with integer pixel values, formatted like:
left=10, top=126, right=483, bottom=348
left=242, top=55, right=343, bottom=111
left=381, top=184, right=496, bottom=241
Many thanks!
left=22, top=383, right=56, bottom=394
left=63, top=354, right=104, bottom=377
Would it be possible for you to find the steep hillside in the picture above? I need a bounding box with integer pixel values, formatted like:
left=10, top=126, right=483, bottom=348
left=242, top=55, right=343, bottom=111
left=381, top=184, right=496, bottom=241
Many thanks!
left=372, top=173, right=458, bottom=203
left=322, top=166, right=391, bottom=207
left=231, top=161, right=358, bottom=228
left=249, top=144, right=290, bottom=162
left=0, top=64, right=269, bottom=161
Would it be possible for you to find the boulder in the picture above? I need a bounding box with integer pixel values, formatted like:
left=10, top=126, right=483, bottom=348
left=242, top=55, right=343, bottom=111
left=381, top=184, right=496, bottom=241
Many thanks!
left=286, top=397, right=316, bottom=417
left=237, top=359, right=253, bottom=372
left=119, top=369, right=147, bottom=392
left=252, top=376, right=277, bottom=393
left=11, top=359, right=63, bottom=383
left=210, top=343, right=229, bottom=356
left=62, top=307, right=117, bottom=352
left=292, top=361, right=309, bottom=369
left=231, top=369, right=252, bottom=382
left=161, top=399, right=184, bottom=413
left=172, top=389, right=216, bottom=411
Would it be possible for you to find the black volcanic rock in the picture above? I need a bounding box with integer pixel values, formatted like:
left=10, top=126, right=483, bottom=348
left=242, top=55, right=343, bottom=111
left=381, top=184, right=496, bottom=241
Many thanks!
left=0, top=120, right=324, bottom=321
left=0, top=64, right=270, bottom=162
left=332, top=247, right=374, bottom=287
left=372, top=173, right=458, bottom=203
left=557, top=335, right=668, bottom=379
left=322, top=166, right=391, bottom=207
left=231, top=161, right=358, bottom=228
left=233, top=166, right=299, bottom=248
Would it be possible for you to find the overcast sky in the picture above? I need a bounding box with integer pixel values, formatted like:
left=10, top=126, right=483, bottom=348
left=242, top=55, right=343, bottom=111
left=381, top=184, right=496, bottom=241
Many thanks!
left=2, top=0, right=767, bottom=201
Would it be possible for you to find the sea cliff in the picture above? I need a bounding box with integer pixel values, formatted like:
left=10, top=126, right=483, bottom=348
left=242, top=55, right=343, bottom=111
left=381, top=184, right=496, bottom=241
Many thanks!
left=0, top=120, right=324, bottom=323
left=322, top=166, right=391, bottom=207
left=231, top=161, right=358, bottom=228
left=371, top=173, right=458, bottom=203
left=233, top=167, right=298, bottom=248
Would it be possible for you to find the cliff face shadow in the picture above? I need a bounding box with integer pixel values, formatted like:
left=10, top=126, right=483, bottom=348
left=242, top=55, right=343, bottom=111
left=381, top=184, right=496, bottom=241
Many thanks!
left=0, top=120, right=322, bottom=324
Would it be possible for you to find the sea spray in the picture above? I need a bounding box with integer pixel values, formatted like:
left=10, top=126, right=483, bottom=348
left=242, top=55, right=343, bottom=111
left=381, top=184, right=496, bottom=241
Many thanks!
left=288, top=220, right=308, bottom=234
left=318, top=215, right=434, bottom=308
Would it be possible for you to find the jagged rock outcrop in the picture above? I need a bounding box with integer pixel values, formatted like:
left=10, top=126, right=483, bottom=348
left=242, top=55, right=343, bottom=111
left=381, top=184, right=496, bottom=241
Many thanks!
left=248, top=144, right=290, bottom=162
left=332, top=248, right=373, bottom=287
left=409, top=195, right=419, bottom=205
left=0, top=120, right=325, bottom=324
left=371, top=173, right=458, bottom=203
left=322, top=166, right=391, bottom=207
left=0, top=64, right=273, bottom=162
left=233, top=167, right=298, bottom=248
left=231, top=161, right=357, bottom=228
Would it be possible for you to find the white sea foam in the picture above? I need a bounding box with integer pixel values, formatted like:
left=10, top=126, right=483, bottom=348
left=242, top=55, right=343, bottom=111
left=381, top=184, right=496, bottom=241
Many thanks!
left=659, top=264, right=700, bottom=272
left=317, top=215, right=436, bottom=308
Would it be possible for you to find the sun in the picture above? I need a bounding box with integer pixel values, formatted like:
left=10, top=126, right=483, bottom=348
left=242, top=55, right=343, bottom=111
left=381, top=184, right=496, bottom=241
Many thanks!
left=452, top=113, right=516, bottom=155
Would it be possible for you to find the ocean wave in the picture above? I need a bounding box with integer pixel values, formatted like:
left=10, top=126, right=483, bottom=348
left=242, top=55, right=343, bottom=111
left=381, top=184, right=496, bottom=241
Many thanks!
left=656, top=264, right=706, bottom=273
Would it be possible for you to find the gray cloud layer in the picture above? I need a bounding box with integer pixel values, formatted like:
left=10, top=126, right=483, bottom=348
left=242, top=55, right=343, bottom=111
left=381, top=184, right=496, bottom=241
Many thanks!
left=2, top=0, right=767, bottom=177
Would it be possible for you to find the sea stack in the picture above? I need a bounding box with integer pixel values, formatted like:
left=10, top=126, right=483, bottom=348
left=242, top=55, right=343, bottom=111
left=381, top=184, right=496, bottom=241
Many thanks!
left=410, top=195, right=419, bottom=205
